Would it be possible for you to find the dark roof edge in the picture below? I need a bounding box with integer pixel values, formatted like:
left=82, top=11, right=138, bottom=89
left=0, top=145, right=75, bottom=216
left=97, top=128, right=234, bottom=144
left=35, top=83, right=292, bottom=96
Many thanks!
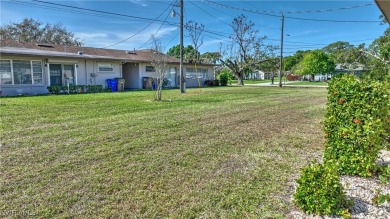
left=0, top=47, right=217, bottom=66
left=375, top=0, right=390, bottom=22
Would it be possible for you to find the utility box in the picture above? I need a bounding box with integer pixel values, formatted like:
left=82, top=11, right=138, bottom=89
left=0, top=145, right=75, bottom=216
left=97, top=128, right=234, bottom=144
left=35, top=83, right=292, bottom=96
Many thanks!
left=116, top=78, right=125, bottom=91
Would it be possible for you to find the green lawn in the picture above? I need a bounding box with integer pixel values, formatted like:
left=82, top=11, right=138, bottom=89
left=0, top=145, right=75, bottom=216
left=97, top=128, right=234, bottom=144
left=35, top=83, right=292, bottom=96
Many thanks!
left=0, top=87, right=327, bottom=218
left=288, top=81, right=328, bottom=86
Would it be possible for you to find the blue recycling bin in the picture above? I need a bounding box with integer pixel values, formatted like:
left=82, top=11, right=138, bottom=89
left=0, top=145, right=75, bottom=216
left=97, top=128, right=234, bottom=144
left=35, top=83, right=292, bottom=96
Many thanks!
left=106, top=79, right=118, bottom=92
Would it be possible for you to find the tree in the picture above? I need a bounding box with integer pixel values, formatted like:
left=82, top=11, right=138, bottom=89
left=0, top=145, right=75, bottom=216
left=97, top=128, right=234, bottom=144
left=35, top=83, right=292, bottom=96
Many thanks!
left=166, top=44, right=200, bottom=63
left=200, top=52, right=221, bottom=64
left=323, top=41, right=354, bottom=54
left=0, top=18, right=82, bottom=46
left=149, top=36, right=168, bottom=101
left=293, top=50, right=335, bottom=81
left=258, top=45, right=279, bottom=84
left=323, top=41, right=366, bottom=71
left=283, top=50, right=309, bottom=72
left=364, top=27, right=390, bottom=81
left=185, top=20, right=204, bottom=62
left=219, top=14, right=266, bottom=85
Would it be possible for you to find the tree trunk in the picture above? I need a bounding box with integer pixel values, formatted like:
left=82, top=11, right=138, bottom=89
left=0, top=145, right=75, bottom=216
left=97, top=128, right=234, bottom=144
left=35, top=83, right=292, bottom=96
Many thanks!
left=237, top=73, right=244, bottom=85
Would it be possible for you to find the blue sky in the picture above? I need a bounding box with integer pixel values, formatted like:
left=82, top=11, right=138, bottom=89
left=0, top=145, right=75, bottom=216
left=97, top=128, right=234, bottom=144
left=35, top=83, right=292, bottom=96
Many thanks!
left=0, top=0, right=388, bottom=56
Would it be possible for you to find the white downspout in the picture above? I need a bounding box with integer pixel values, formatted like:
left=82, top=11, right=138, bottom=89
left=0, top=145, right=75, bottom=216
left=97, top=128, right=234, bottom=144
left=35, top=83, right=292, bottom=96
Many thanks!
left=74, top=64, right=78, bottom=85
left=47, top=62, right=50, bottom=86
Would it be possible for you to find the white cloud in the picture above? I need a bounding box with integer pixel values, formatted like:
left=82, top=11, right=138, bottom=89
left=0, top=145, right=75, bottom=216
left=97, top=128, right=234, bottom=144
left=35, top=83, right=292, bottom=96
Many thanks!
left=75, top=32, right=109, bottom=39
left=76, top=25, right=178, bottom=50
left=290, top=29, right=322, bottom=37
left=129, top=0, right=148, bottom=7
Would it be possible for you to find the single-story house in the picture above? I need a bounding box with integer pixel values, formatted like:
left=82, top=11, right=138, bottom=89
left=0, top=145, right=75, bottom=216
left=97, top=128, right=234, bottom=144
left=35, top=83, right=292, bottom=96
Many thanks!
left=245, top=70, right=275, bottom=80
left=0, top=40, right=215, bottom=96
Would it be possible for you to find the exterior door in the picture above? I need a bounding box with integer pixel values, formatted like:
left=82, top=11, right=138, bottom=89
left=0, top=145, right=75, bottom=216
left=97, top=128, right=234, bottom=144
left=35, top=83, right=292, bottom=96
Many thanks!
left=50, top=64, right=62, bottom=86
left=63, top=65, right=75, bottom=85
left=166, top=67, right=176, bottom=87
left=49, top=64, right=75, bottom=86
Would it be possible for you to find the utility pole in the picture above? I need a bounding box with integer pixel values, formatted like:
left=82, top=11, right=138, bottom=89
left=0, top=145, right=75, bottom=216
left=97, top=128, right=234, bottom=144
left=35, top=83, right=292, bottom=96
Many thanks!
left=179, top=0, right=186, bottom=93
left=279, top=13, right=284, bottom=88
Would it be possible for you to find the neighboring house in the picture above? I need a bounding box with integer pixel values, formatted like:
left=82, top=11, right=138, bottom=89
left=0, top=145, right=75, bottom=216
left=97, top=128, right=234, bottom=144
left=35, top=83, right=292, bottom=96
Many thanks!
left=0, top=40, right=214, bottom=96
left=245, top=70, right=275, bottom=80
left=297, top=64, right=366, bottom=82
left=334, top=63, right=366, bottom=76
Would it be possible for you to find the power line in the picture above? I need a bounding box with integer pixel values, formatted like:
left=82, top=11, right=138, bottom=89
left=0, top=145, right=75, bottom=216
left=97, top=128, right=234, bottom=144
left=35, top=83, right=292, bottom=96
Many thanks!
left=30, top=0, right=179, bottom=26
left=189, top=1, right=231, bottom=26
left=165, top=31, right=179, bottom=48
left=15, top=0, right=179, bottom=48
left=238, top=0, right=374, bottom=15
left=203, top=0, right=380, bottom=23
left=285, top=16, right=379, bottom=23
left=6, top=0, right=139, bottom=22
left=136, top=1, right=175, bottom=49
left=198, top=0, right=280, bottom=30
left=9, top=0, right=233, bottom=45
left=103, top=2, right=174, bottom=48
left=202, top=0, right=280, bottom=18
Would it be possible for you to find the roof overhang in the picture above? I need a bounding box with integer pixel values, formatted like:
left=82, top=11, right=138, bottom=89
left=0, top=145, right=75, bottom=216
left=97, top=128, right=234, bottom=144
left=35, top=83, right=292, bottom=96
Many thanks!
left=375, top=0, right=390, bottom=22
left=0, top=47, right=126, bottom=61
left=0, top=47, right=217, bottom=67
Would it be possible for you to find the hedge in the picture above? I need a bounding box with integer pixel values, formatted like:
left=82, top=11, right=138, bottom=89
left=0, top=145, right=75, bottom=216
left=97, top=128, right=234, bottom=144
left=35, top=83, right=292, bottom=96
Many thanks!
left=323, top=75, right=390, bottom=176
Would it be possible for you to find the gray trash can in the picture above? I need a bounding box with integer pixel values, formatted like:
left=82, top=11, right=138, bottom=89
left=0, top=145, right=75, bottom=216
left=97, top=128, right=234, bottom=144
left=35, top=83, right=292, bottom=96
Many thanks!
left=142, top=77, right=153, bottom=89
left=116, top=78, right=125, bottom=91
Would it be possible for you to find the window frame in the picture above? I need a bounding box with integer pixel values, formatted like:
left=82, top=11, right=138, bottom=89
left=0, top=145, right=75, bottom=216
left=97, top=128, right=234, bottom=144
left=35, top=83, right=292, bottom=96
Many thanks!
left=0, top=59, right=13, bottom=85
left=145, top=66, right=156, bottom=72
left=185, top=67, right=208, bottom=79
left=0, top=59, right=44, bottom=85
left=97, top=63, right=114, bottom=73
left=31, top=60, right=44, bottom=85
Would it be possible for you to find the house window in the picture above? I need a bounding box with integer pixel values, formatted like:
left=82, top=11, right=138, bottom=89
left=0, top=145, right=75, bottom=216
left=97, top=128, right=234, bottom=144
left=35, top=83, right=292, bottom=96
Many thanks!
left=0, top=60, right=12, bottom=84
left=98, top=63, right=114, bottom=72
left=32, top=61, right=43, bottom=84
left=186, top=68, right=208, bottom=79
left=0, top=59, right=44, bottom=85
left=13, top=60, right=32, bottom=84
left=145, top=66, right=155, bottom=72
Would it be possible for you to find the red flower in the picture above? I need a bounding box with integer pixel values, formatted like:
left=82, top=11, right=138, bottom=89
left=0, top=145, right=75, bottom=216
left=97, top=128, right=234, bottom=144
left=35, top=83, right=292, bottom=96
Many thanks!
left=338, top=99, right=344, bottom=104
left=353, top=119, right=361, bottom=124
left=333, top=91, right=337, bottom=95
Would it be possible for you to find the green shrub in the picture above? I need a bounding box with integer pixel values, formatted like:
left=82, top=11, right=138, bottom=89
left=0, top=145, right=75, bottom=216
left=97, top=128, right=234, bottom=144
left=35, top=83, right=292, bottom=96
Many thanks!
left=204, top=80, right=220, bottom=86
left=219, top=73, right=229, bottom=86
left=219, top=69, right=233, bottom=86
left=293, top=162, right=350, bottom=218
left=323, top=75, right=390, bottom=176
left=378, top=165, right=390, bottom=184
left=47, top=86, right=61, bottom=95
left=47, top=85, right=104, bottom=95
left=76, top=85, right=85, bottom=94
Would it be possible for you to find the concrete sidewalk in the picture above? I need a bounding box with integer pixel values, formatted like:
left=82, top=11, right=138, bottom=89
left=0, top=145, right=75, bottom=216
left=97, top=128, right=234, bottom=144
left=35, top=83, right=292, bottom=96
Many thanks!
left=242, top=81, right=328, bottom=88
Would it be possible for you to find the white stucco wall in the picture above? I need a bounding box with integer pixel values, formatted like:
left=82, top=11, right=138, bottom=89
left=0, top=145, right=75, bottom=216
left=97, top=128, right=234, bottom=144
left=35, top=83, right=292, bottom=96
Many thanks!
left=0, top=55, right=122, bottom=96
left=137, top=63, right=214, bottom=88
